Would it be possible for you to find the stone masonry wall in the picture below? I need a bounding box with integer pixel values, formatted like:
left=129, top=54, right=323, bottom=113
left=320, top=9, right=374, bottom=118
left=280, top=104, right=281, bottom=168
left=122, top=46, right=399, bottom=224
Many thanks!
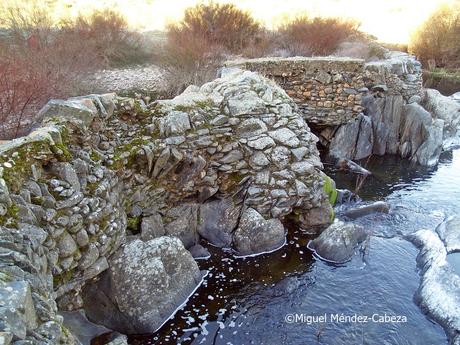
left=0, top=70, right=332, bottom=343
left=225, top=54, right=423, bottom=127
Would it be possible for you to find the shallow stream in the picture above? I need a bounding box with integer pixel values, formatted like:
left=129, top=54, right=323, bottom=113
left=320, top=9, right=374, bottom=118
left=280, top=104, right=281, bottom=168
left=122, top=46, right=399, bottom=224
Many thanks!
left=130, top=150, right=460, bottom=345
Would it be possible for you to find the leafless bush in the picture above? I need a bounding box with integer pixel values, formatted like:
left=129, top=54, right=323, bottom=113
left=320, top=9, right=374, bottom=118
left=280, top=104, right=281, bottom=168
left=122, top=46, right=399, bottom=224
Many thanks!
left=158, top=2, right=263, bottom=96
left=170, top=2, right=262, bottom=53
left=0, top=55, right=50, bottom=138
left=278, top=15, right=361, bottom=56
left=0, top=2, right=147, bottom=138
left=409, top=4, right=460, bottom=69
left=61, top=9, right=150, bottom=67
left=156, top=30, right=224, bottom=97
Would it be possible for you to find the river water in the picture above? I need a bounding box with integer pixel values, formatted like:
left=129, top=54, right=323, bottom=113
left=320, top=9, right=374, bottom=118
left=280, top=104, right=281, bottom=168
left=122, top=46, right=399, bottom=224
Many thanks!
left=130, top=149, right=460, bottom=345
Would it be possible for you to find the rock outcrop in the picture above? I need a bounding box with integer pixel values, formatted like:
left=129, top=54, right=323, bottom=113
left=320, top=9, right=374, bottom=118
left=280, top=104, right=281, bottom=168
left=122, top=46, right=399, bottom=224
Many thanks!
left=408, top=229, right=460, bottom=345
left=0, top=69, right=332, bottom=342
left=423, top=89, right=460, bottom=149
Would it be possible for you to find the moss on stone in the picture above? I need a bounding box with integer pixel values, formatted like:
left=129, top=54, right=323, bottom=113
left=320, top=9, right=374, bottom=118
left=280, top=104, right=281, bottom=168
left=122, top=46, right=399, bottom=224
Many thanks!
left=52, top=142, right=73, bottom=162
left=0, top=271, right=14, bottom=283
left=89, top=150, right=102, bottom=162
left=173, top=104, right=194, bottom=112
left=110, top=137, right=150, bottom=170
left=0, top=203, right=19, bottom=228
left=194, top=99, right=214, bottom=109
left=0, top=141, right=52, bottom=193
left=53, top=268, right=75, bottom=288
left=323, top=174, right=337, bottom=206
left=127, top=216, right=141, bottom=233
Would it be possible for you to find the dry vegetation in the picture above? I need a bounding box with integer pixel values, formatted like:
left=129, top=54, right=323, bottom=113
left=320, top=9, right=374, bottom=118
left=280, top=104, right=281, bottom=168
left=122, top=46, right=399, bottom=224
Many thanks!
left=409, top=3, right=460, bottom=95
left=159, top=3, right=368, bottom=96
left=157, top=2, right=265, bottom=96
left=409, top=4, right=460, bottom=69
left=0, top=1, right=391, bottom=139
left=0, top=3, right=150, bottom=138
left=277, top=15, right=361, bottom=56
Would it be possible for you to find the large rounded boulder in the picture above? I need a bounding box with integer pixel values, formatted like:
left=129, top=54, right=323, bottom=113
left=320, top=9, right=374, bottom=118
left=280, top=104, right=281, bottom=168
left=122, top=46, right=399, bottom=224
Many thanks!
left=82, top=236, right=202, bottom=334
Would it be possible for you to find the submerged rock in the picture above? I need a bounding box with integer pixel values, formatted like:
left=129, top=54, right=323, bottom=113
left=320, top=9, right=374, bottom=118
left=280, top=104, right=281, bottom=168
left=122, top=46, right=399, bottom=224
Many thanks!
left=436, top=216, right=460, bottom=253
left=233, top=208, right=286, bottom=256
left=408, top=229, right=460, bottom=344
left=189, top=244, right=211, bottom=259
left=82, top=237, right=203, bottom=334
left=307, top=220, right=368, bottom=263
left=342, top=201, right=390, bottom=220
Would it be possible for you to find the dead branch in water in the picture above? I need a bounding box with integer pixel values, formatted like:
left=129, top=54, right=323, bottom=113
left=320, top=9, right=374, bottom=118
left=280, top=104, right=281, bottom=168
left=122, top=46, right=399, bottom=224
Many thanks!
left=336, top=158, right=372, bottom=193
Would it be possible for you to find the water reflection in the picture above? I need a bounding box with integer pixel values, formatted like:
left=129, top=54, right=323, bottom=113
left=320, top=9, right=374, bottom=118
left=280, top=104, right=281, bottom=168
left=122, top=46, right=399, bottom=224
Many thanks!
left=129, top=150, right=460, bottom=345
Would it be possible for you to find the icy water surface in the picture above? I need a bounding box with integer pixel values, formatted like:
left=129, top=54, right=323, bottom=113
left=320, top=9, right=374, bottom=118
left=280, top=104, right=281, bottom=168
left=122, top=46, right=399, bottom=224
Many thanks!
left=129, top=150, right=460, bottom=345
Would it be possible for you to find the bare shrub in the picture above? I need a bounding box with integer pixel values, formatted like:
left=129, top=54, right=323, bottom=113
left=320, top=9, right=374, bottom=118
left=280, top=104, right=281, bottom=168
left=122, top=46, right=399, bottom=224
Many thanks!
left=240, top=30, right=278, bottom=58
left=170, top=2, right=262, bottom=53
left=0, top=3, right=94, bottom=138
left=409, top=4, right=460, bottom=69
left=0, top=2, right=148, bottom=138
left=278, top=15, right=361, bottom=56
left=157, top=2, right=264, bottom=96
left=61, top=9, right=150, bottom=67
left=0, top=55, right=49, bottom=138
left=157, top=30, right=223, bottom=97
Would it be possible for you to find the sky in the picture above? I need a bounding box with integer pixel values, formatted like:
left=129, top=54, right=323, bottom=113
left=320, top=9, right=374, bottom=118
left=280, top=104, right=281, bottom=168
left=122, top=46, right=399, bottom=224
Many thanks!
left=44, top=0, right=458, bottom=43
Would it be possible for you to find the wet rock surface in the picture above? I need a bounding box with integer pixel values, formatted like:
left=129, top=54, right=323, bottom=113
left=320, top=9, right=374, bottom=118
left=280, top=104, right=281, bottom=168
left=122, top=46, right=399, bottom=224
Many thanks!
left=82, top=237, right=203, bottom=334
left=436, top=216, right=460, bottom=255
left=307, top=220, right=369, bottom=263
left=408, top=229, right=460, bottom=345
left=233, top=208, right=286, bottom=256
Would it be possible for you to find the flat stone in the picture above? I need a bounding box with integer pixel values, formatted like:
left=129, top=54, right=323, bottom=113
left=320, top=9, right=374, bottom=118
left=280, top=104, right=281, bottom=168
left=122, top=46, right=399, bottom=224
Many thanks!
left=159, top=111, right=191, bottom=137
left=269, top=128, right=300, bottom=148
left=291, top=161, right=315, bottom=175
left=219, top=150, right=243, bottom=164
left=250, top=152, right=270, bottom=167
left=237, top=119, right=267, bottom=138
left=247, top=136, right=275, bottom=150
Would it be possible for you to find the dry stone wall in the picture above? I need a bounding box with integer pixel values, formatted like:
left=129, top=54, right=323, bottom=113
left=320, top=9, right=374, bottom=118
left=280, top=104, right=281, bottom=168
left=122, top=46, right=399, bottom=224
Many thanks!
left=225, top=54, right=423, bottom=128
left=0, top=70, right=332, bottom=343
left=226, top=57, right=367, bottom=126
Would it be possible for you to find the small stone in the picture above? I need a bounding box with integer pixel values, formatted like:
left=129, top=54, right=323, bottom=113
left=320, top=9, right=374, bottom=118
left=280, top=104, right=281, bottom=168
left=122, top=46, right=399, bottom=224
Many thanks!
left=247, top=136, right=275, bottom=150
left=291, top=161, right=315, bottom=175
left=76, top=230, right=89, bottom=247
left=269, top=128, right=300, bottom=148
left=219, top=150, right=243, bottom=164
left=250, top=152, right=270, bottom=167
left=291, top=147, right=308, bottom=161
left=58, top=232, right=78, bottom=257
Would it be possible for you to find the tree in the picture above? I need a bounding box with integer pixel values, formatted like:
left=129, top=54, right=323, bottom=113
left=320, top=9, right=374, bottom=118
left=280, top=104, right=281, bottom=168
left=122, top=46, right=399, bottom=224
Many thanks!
left=409, top=4, right=460, bottom=69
